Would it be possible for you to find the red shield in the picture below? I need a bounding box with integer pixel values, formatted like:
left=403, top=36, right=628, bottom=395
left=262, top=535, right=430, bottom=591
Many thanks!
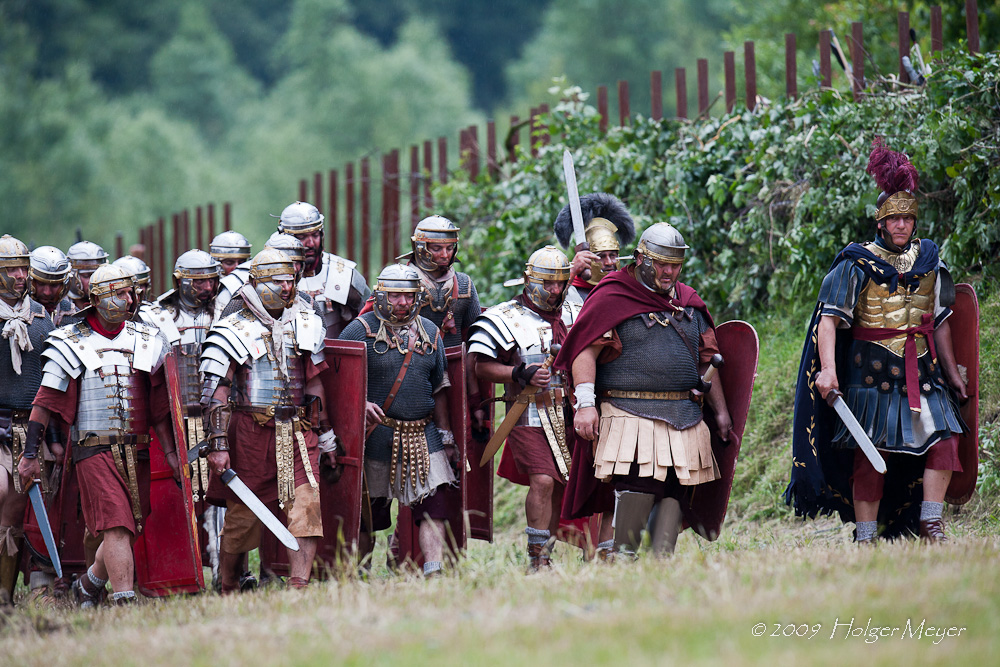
left=466, top=372, right=495, bottom=542
left=134, top=351, right=204, bottom=596
left=681, top=320, right=759, bottom=541
left=395, top=344, right=469, bottom=566
left=259, top=339, right=368, bottom=578
left=946, top=283, right=980, bottom=504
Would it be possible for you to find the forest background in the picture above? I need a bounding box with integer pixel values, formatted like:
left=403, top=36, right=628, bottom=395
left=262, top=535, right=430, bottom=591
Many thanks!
left=3, top=0, right=999, bottom=505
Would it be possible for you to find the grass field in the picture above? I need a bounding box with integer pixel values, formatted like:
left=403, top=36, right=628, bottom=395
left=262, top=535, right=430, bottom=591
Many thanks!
left=2, top=282, right=997, bottom=666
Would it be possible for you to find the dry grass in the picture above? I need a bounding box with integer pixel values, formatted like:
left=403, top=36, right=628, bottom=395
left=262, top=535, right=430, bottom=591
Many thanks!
left=2, top=514, right=997, bottom=667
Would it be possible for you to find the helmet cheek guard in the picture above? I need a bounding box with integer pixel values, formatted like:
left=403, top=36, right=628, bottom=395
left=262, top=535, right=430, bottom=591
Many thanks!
left=89, top=265, right=135, bottom=325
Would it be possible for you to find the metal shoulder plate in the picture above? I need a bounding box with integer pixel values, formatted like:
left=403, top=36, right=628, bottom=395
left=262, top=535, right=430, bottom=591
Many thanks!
left=139, top=301, right=181, bottom=344
left=220, top=272, right=246, bottom=294
left=562, top=299, right=582, bottom=327
left=292, top=307, right=325, bottom=358
left=203, top=310, right=267, bottom=366
left=468, top=300, right=540, bottom=358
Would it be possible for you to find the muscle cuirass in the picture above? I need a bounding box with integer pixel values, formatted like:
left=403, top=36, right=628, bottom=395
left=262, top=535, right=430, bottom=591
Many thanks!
left=0, top=300, right=52, bottom=409
left=233, top=338, right=307, bottom=408
left=597, top=309, right=705, bottom=429
left=76, top=350, right=150, bottom=435
left=854, top=272, right=936, bottom=357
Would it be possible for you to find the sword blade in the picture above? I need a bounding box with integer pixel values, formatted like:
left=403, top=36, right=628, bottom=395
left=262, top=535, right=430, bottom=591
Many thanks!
left=831, top=396, right=887, bottom=474
left=28, top=484, right=62, bottom=579
left=562, top=150, right=588, bottom=250
left=220, top=469, right=300, bottom=552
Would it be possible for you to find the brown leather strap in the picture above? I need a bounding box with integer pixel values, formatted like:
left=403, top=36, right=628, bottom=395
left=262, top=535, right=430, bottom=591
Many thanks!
left=366, top=327, right=417, bottom=438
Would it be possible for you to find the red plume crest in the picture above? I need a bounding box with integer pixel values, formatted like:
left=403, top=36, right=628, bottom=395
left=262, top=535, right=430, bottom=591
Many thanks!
left=865, top=137, right=918, bottom=195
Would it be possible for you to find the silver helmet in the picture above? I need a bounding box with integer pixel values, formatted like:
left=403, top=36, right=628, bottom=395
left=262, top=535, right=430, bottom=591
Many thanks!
left=88, top=264, right=135, bottom=324
left=67, top=240, right=109, bottom=300
left=373, top=264, right=423, bottom=326
left=112, top=255, right=151, bottom=308
left=249, top=248, right=297, bottom=310
left=28, top=245, right=71, bottom=305
left=209, top=230, right=252, bottom=270
left=275, top=201, right=324, bottom=235
left=523, top=245, right=571, bottom=312
left=0, top=235, right=31, bottom=301
left=173, top=249, right=222, bottom=309
left=265, top=232, right=306, bottom=264
left=411, top=215, right=459, bottom=272
left=634, top=222, right=688, bottom=294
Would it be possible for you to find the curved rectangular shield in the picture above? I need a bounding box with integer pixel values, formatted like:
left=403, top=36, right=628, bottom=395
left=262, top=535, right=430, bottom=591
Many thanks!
left=681, top=320, right=759, bottom=541
left=260, top=339, right=368, bottom=577
left=135, top=351, right=204, bottom=596
left=945, top=283, right=979, bottom=504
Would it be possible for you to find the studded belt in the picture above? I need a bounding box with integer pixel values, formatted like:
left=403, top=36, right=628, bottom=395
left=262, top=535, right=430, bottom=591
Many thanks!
left=601, top=389, right=695, bottom=401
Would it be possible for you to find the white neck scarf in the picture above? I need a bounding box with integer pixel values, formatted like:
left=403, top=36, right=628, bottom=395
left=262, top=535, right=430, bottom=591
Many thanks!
left=0, top=297, right=33, bottom=375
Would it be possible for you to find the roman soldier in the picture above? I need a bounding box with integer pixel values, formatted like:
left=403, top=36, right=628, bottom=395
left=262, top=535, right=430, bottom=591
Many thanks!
left=469, top=246, right=581, bottom=571
left=0, top=236, right=54, bottom=606
left=111, top=256, right=153, bottom=310
left=65, top=241, right=109, bottom=312
left=786, top=139, right=969, bottom=543
left=18, top=263, right=178, bottom=606
left=211, top=230, right=253, bottom=320
left=199, top=248, right=333, bottom=591
left=339, top=264, right=457, bottom=577
left=555, top=222, right=732, bottom=558
left=29, top=246, right=78, bottom=327
left=276, top=201, right=369, bottom=338
left=554, top=192, right=636, bottom=305
left=210, top=230, right=252, bottom=278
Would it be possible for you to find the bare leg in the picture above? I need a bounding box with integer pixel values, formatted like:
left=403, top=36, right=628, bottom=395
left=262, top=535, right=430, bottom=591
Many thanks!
left=922, top=469, right=952, bottom=502
left=525, top=474, right=556, bottom=529
left=418, top=519, right=446, bottom=565
left=287, top=536, right=318, bottom=581
left=92, top=527, right=134, bottom=593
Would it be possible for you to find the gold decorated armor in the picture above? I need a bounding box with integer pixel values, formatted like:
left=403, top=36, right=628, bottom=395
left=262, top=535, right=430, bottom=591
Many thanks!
left=854, top=241, right=935, bottom=357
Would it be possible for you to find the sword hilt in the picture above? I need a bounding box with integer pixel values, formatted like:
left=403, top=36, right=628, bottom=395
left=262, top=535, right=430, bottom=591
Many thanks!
left=825, top=388, right=844, bottom=407
left=697, top=354, right=724, bottom=393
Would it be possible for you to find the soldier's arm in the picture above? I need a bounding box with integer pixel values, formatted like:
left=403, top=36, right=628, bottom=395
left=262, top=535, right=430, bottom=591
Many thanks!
left=474, top=352, right=550, bottom=388
left=570, top=344, right=602, bottom=442
left=16, top=406, right=51, bottom=490
left=204, top=368, right=234, bottom=475
left=814, top=314, right=841, bottom=398
left=933, top=320, right=968, bottom=400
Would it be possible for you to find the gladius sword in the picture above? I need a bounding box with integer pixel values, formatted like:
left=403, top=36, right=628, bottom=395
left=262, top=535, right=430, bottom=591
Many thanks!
left=562, top=150, right=589, bottom=252
left=188, top=445, right=300, bottom=551
left=480, top=345, right=561, bottom=467
left=826, top=389, right=887, bottom=474
left=26, top=482, right=62, bottom=578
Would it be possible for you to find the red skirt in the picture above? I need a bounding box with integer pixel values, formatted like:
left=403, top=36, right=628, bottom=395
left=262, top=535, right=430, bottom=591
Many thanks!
left=76, top=451, right=151, bottom=537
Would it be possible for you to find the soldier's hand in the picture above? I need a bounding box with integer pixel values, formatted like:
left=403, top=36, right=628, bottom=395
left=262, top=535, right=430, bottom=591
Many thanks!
left=715, top=410, right=733, bottom=443
left=945, top=369, right=968, bottom=402
left=571, top=250, right=600, bottom=281
left=320, top=452, right=344, bottom=484
left=164, top=450, right=181, bottom=482
left=49, top=441, right=65, bottom=460
left=17, top=456, right=41, bottom=493
left=207, top=451, right=230, bottom=477
left=365, top=402, right=385, bottom=429
left=815, top=367, right=839, bottom=399
left=472, top=408, right=487, bottom=430
left=527, top=365, right=550, bottom=388
left=574, top=406, right=600, bottom=442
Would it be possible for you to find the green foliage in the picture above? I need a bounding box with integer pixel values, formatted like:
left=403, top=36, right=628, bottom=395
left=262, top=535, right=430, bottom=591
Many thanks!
left=505, top=0, right=733, bottom=118
left=441, top=50, right=1000, bottom=317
